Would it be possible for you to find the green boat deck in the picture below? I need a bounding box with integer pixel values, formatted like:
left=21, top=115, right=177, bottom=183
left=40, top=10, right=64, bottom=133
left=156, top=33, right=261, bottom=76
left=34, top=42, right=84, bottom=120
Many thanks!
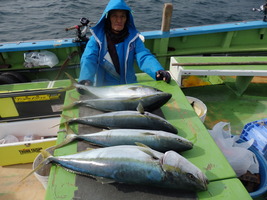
left=182, top=82, right=267, bottom=135
left=45, top=73, right=252, bottom=200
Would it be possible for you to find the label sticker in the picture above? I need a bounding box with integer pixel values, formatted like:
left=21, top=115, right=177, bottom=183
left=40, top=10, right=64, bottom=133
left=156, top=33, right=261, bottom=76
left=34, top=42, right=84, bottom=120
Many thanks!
left=14, top=94, right=61, bottom=103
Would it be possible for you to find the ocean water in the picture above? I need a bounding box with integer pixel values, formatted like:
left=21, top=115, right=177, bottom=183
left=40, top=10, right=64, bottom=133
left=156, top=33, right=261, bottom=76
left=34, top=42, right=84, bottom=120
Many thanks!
left=0, top=0, right=264, bottom=42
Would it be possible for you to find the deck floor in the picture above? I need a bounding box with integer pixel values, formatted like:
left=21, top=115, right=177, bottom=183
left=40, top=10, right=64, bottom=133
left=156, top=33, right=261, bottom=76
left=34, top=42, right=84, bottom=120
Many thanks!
left=0, top=163, right=45, bottom=200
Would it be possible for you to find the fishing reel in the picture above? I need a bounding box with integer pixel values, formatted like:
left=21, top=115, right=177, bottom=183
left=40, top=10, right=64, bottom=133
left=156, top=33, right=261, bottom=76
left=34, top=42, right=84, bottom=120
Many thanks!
left=252, top=1, right=267, bottom=22
left=65, top=17, right=95, bottom=42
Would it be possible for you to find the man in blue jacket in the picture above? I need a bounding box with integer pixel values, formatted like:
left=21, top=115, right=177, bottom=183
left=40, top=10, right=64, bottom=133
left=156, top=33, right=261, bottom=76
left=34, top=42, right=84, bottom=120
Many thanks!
left=79, top=0, right=170, bottom=86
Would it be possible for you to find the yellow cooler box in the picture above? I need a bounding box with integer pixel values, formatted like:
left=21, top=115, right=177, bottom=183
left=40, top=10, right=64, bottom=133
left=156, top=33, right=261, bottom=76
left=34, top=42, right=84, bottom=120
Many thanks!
left=0, top=117, right=60, bottom=166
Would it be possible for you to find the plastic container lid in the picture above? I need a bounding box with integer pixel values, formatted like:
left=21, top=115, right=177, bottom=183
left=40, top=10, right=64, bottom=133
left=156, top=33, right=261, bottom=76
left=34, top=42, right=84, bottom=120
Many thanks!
left=240, top=118, right=267, bottom=159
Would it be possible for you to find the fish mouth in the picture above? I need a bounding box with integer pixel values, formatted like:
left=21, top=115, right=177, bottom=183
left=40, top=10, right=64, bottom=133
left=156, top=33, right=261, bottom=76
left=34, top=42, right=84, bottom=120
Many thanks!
left=161, top=92, right=172, bottom=103
left=144, top=92, right=172, bottom=111
left=199, top=181, right=208, bottom=191
left=159, top=92, right=172, bottom=99
left=197, top=172, right=209, bottom=191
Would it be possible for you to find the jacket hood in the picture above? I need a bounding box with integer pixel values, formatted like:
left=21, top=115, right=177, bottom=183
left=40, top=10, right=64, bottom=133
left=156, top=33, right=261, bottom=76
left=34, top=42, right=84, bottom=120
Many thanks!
left=91, top=0, right=137, bottom=36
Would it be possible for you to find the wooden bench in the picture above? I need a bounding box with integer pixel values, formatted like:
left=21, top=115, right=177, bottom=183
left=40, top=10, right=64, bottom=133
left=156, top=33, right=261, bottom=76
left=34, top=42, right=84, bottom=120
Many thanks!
left=169, top=56, right=267, bottom=95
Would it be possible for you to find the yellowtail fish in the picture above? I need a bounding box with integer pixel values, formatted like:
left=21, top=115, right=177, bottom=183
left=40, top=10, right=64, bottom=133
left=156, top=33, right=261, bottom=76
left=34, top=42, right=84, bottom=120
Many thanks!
left=61, top=109, right=178, bottom=134
left=54, top=129, right=193, bottom=152
left=25, top=145, right=208, bottom=191
left=64, top=73, right=167, bottom=99
left=62, top=92, right=172, bottom=112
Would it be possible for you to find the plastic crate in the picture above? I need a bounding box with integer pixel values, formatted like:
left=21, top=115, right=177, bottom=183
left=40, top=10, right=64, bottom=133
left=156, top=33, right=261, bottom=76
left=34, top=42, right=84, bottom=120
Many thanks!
left=240, top=118, right=267, bottom=159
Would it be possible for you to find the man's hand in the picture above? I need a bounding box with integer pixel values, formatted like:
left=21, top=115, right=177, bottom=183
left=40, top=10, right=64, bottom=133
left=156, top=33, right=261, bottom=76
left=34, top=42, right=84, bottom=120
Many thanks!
left=156, top=70, right=171, bottom=83
left=77, top=80, right=91, bottom=94
left=79, top=80, right=91, bottom=86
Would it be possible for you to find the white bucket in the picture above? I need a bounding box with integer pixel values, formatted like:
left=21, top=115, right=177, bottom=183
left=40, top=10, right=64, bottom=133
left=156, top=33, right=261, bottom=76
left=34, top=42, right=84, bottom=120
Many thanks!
left=186, top=96, right=207, bottom=123
left=32, top=147, right=54, bottom=189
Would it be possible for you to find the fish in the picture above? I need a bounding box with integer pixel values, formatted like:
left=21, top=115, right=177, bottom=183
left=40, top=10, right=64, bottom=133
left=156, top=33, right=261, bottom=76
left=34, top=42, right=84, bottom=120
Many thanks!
left=64, top=73, right=166, bottom=99
left=60, top=109, right=178, bottom=134
left=53, top=129, right=193, bottom=152
left=25, top=145, right=208, bottom=191
left=62, top=92, right=172, bottom=112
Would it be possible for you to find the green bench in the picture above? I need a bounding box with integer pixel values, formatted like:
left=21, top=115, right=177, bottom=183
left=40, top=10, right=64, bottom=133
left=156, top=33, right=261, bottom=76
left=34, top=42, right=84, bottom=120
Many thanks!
left=170, top=56, right=267, bottom=95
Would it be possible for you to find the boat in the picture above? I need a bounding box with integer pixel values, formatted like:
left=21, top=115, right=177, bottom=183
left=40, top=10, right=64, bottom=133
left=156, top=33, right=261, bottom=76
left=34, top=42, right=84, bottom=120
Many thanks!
left=0, top=3, right=266, bottom=200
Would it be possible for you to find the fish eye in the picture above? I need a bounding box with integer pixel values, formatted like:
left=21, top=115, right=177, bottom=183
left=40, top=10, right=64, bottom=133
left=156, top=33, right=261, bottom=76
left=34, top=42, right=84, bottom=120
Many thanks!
left=186, top=173, right=195, bottom=180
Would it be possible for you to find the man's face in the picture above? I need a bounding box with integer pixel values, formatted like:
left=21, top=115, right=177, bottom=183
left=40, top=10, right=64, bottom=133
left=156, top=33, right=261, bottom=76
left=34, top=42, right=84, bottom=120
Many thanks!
left=109, top=10, right=127, bottom=33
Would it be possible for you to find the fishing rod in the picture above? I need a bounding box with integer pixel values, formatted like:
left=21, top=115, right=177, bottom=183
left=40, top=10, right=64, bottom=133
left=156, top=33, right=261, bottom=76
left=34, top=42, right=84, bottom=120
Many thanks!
left=65, top=17, right=96, bottom=53
left=252, top=1, right=267, bottom=22
left=65, top=17, right=95, bottom=43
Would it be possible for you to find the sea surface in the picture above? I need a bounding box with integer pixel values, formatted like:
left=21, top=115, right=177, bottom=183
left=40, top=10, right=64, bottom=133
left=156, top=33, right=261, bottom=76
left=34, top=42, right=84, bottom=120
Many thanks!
left=0, top=0, right=264, bottom=42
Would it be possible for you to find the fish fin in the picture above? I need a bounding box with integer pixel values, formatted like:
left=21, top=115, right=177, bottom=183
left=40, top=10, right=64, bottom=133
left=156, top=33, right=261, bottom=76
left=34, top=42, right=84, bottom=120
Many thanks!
left=58, top=72, right=78, bottom=92
left=135, top=142, right=150, bottom=148
left=50, top=123, right=64, bottom=128
left=136, top=143, right=160, bottom=160
left=81, top=147, right=102, bottom=152
left=85, top=148, right=94, bottom=151
left=77, top=139, right=103, bottom=148
left=20, top=150, right=52, bottom=182
left=62, top=100, right=80, bottom=110
left=61, top=114, right=72, bottom=121
left=65, top=72, right=78, bottom=85
left=95, top=176, right=115, bottom=184
left=50, top=114, right=72, bottom=129
left=141, top=132, right=156, bottom=136
left=51, top=123, right=78, bottom=150
left=62, top=102, right=78, bottom=110
left=50, top=123, right=61, bottom=129
left=51, top=134, right=76, bottom=150
left=162, top=164, right=178, bottom=172
left=65, top=122, right=76, bottom=134
left=136, top=103, right=145, bottom=114
left=51, top=136, right=75, bottom=150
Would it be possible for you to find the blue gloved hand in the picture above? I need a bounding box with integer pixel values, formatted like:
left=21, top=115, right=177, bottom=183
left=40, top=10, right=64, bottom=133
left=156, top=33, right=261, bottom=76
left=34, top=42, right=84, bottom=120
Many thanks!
left=77, top=80, right=91, bottom=94
left=156, top=70, right=171, bottom=83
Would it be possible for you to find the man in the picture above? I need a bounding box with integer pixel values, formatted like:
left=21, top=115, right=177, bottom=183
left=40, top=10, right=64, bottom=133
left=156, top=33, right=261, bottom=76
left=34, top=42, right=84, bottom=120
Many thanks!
left=79, top=0, right=170, bottom=86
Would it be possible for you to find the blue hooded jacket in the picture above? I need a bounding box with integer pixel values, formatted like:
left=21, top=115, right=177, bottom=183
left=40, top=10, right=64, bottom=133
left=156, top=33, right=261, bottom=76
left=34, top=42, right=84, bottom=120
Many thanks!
left=79, top=0, right=164, bottom=86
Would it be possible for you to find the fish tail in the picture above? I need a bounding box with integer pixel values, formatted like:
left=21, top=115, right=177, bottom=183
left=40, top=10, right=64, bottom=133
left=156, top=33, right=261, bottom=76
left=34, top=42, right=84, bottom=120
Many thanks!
left=50, top=114, right=72, bottom=128
left=20, top=150, right=52, bottom=182
left=62, top=94, right=80, bottom=110
left=59, top=72, right=78, bottom=92
left=61, top=102, right=79, bottom=110
left=50, top=121, right=65, bottom=129
left=50, top=135, right=75, bottom=149
left=61, top=114, right=73, bottom=124
left=65, top=72, right=78, bottom=84
left=52, top=123, right=77, bottom=150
